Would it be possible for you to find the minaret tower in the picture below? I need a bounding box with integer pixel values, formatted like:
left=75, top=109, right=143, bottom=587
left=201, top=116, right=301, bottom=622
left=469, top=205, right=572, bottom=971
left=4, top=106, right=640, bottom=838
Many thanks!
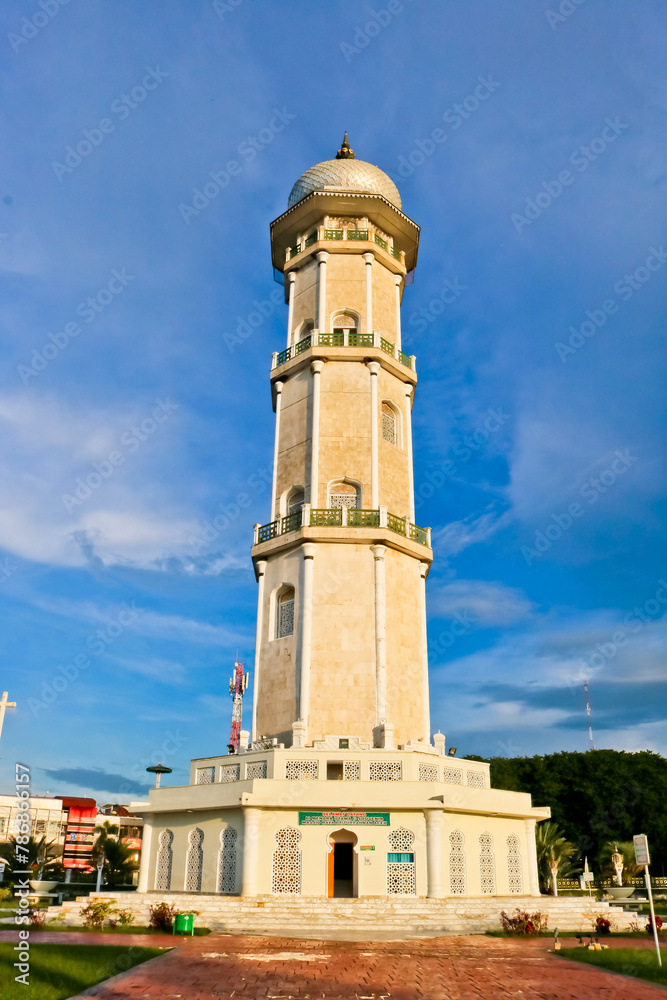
left=251, top=135, right=432, bottom=751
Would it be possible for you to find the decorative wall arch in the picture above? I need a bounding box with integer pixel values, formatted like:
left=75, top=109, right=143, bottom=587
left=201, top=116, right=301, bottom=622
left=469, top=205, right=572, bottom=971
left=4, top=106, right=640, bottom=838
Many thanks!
left=271, top=826, right=302, bottom=894
left=294, top=319, right=314, bottom=344
left=327, top=477, right=362, bottom=509
left=272, top=583, right=295, bottom=639
left=381, top=399, right=402, bottom=448
left=479, top=832, right=496, bottom=894
left=185, top=827, right=204, bottom=892
left=330, top=308, right=360, bottom=333
left=449, top=829, right=466, bottom=895
left=217, top=826, right=238, bottom=894
left=154, top=829, right=173, bottom=890
left=280, top=485, right=305, bottom=518
left=506, top=833, right=523, bottom=894
left=386, top=827, right=416, bottom=895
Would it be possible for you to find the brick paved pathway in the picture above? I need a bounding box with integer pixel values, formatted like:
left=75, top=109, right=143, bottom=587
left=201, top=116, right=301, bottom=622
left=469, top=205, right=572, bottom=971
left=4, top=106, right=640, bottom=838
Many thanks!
left=64, top=934, right=665, bottom=999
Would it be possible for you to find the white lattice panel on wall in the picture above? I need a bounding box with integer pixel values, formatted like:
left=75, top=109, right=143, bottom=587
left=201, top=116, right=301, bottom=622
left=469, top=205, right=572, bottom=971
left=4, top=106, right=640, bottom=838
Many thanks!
left=387, top=862, right=417, bottom=894
left=217, top=827, right=237, bottom=893
left=185, top=828, right=204, bottom=892
left=154, top=829, right=173, bottom=890
left=419, top=763, right=439, bottom=782
left=388, top=828, right=415, bottom=852
left=220, top=764, right=240, bottom=783
left=343, top=761, right=361, bottom=780
left=479, top=832, right=496, bottom=894
left=285, top=760, right=318, bottom=780
left=449, top=830, right=466, bottom=895
left=466, top=771, right=485, bottom=788
left=246, top=760, right=267, bottom=779
left=195, top=766, right=215, bottom=784
left=506, top=833, right=523, bottom=894
left=442, top=767, right=463, bottom=784
left=271, top=827, right=302, bottom=894
left=369, top=761, right=402, bottom=781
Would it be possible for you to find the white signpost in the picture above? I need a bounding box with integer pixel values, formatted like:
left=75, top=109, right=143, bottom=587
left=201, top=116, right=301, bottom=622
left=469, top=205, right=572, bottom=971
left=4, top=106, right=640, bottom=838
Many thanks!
left=634, top=834, right=662, bottom=968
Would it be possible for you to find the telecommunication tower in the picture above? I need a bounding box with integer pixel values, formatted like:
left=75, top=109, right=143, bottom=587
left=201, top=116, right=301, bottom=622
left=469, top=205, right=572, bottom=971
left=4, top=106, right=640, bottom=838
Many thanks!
left=584, top=677, right=595, bottom=750
left=229, top=658, right=249, bottom=752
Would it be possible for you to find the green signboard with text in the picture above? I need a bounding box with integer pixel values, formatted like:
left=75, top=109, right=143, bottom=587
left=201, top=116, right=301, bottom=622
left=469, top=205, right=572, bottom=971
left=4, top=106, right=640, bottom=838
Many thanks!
left=298, top=811, right=390, bottom=826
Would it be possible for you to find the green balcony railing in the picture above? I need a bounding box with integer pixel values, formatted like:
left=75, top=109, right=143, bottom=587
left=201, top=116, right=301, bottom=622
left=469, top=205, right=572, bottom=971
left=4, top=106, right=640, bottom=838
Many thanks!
left=387, top=512, right=407, bottom=536
left=295, top=335, right=311, bottom=356
left=390, top=247, right=402, bottom=260
left=347, top=229, right=369, bottom=240
left=304, top=233, right=317, bottom=248
left=347, top=508, right=381, bottom=527
left=277, top=346, right=291, bottom=365
left=318, top=331, right=344, bottom=346
left=398, top=350, right=411, bottom=367
left=255, top=508, right=429, bottom=546
left=380, top=337, right=395, bottom=356
left=348, top=331, right=375, bottom=347
left=324, top=228, right=344, bottom=240
left=281, top=511, right=302, bottom=534
left=310, top=508, right=343, bottom=526
left=274, top=333, right=413, bottom=370
left=374, top=233, right=388, bottom=250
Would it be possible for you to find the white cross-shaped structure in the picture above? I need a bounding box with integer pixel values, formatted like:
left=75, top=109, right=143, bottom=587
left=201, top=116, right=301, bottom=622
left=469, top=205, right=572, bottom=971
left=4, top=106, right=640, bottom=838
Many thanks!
left=0, top=691, right=16, bottom=742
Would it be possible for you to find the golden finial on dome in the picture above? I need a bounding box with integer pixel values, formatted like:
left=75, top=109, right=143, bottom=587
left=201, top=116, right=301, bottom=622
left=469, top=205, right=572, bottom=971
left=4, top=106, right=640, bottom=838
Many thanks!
left=335, top=132, right=355, bottom=159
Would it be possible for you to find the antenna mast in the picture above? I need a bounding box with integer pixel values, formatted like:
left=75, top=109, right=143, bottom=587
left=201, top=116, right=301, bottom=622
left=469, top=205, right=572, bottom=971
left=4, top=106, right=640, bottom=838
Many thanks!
left=584, top=677, right=595, bottom=750
left=229, top=656, right=249, bottom=752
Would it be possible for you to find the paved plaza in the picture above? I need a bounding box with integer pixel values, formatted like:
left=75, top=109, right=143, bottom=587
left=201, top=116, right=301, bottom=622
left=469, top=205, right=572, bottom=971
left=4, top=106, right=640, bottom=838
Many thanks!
left=57, top=933, right=664, bottom=999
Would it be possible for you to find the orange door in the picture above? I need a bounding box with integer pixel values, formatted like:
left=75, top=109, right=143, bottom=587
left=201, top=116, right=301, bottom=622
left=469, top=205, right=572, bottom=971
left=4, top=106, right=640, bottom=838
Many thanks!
left=327, top=846, right=334, bottom=897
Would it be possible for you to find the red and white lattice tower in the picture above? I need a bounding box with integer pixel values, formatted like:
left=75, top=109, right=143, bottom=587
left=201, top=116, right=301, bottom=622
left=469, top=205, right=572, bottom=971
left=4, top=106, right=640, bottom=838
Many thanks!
left=229, top=658, right=249, bottom=752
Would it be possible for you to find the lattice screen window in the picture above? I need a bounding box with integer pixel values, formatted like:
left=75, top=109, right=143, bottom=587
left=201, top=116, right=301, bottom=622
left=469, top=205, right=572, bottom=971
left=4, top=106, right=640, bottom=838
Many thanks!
left=246, top=760, right=267, bottom=779
left=382, top=402, right=397, bottom=445
left=195, top=766, right=215, bottom=784
left=343, top=761, right=361, bottom=780
left=217, top=827, right=237, bottom=894
left=442, top=767, right=463, bottom=784
left=506, top=834, right=523, bottom=894
left=220, top=764, right=240, bottom=783
left=332, top=312, right=358, bottom=332
left=285, top=760, right=319, bottom=780
left=328, top=482, right=359, bottom=509
left=466, top=771, right=485, bottom=788
left=387, top=828, right=416, bottom=895
left=154, top=829, right=173, bottom=891
left=287, top=489, right=304, bottom=515
left=369, top=761, right=402, bottom=781
left=185, top=828, right=204, bottom=892
left=419, top=763, right=439, bottom=782
left=277, top=589, right=295, bottom=638
left=449, top=830, right=466, bottom=895
left=479, top=832, right=496, bottom=895
left=271, top=827, right=302, bottom=894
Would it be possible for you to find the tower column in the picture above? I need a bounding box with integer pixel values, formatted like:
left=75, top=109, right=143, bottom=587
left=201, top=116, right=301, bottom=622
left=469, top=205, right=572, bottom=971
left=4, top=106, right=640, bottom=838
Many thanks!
left=297, top=542, right=316, bottom=744
left=309, top=361, right=324, bottom=507
left=371, top=543, right=387, bottom=727
left=241, top=806, right=261, bottom=896
left=420, top=561, right=431, bottom=743
left=137, top=815, right=153, bottom=892
left=367, top=361, right=380, bottom=508
left=524, top=818, right=541, bottom=896
left=286, top=271, right=296, bottom=347
left=251, top=559, right=267, bottom=742
left=405, top=383, right=415, bottom=522
left=316, top=251, right=329, bottom=330
left=395, top=274, right=402, bottom=349
left=271, top=382, right=284, bottom=521
left=363, top=252, right=374, bottom=332
left=424, top=808, right=444, bottom=898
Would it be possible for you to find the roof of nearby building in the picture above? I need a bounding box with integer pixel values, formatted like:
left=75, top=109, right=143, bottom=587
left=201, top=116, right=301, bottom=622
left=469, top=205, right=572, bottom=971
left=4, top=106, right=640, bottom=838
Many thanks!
left=288, top=134, right=401, bottom=210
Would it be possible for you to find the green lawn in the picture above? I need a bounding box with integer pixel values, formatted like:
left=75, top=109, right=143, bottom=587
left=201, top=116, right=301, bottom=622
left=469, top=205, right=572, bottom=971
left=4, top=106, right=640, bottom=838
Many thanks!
left=558, top=947, right=667, bottom=987
left=0, top=943, right=166, bottom=999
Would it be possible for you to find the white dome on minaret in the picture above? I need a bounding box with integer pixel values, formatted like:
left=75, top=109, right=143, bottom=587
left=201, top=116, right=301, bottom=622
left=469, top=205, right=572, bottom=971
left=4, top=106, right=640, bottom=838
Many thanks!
left=288, top=133, right=402, bottom=210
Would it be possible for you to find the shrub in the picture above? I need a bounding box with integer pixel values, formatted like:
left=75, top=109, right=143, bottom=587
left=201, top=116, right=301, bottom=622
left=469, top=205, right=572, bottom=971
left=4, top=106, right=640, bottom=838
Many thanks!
left=28, top=906, right=47, bottom=928
left=0, top=887, right=13, bottom=904
left=149, top=901, right=179, bottom=931
left=117, top=908, right=135, bottom=926
left=595, top=914, right=611, bottom=934
left=79, top=898, right=118, bottom=930
left=500, top=909, right=547, bottom=934
left=646, top=914, right=663, bottom=934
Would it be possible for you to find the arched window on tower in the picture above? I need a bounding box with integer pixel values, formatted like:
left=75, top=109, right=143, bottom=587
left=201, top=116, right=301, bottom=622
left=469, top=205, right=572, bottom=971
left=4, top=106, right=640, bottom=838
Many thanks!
left=331, top=311, right=359, bottom=343
left=382, top=401, right=398, bottom=445
left=287, top=488, right=304, bottom=515
left=276, top=587, right=295, bottom=638
left=294, top=320, right=314, bottom=346
left=328, top=481, right=360, bottom=510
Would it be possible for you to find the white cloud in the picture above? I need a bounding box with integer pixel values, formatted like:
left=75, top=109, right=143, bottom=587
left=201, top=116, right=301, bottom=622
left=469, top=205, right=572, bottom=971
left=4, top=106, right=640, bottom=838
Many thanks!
left=428, top=578, right=534, bottom=627
left=431, top=503, right=512, bottom=557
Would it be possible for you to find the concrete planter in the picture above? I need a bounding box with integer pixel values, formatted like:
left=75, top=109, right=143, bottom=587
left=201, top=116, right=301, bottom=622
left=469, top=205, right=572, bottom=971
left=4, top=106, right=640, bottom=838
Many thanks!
left=29, top=880, right=59, bottom=893
left=607, top=886, right=635, bottom=899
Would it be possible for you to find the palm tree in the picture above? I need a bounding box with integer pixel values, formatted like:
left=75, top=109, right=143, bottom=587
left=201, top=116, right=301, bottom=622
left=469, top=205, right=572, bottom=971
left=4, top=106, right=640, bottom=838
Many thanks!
left=535, top=821, right=580, bottom=894
left=5, top=835, right=64, bottom=882
left=92, top=821, right=120, bottom=864
left=102, top=837, right=139, bottom=887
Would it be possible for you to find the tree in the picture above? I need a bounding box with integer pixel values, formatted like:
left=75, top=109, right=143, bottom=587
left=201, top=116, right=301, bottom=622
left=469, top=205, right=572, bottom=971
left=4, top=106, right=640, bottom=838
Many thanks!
left=92, top=821, right=120, bottom=863
left=102, top=837, right=139, bottom=887
left=535, top=821, right=580, bottom=893
left=4, top=836, right=62, bottom=882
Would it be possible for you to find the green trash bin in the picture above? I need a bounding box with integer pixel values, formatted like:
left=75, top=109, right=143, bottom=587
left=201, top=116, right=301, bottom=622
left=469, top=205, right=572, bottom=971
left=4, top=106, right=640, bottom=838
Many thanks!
left=173, top=913, right=194, bottom=935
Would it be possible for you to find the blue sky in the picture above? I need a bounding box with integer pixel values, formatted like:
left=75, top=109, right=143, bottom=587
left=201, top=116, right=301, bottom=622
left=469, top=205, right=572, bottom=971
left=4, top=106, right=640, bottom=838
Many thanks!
left=1, top=0, right=665, bottom=801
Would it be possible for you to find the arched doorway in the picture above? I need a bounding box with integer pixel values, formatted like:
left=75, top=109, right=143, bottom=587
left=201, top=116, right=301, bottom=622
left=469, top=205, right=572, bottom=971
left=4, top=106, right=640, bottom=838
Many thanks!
left=326, top=829, right=358, bottom=898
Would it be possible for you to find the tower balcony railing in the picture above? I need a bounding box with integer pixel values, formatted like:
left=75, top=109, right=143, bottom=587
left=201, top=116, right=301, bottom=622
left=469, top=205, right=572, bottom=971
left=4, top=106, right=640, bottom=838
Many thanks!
left=286, top=226, right=405, bottom=264
left=273, top=330, right=415, bottom=371
left=253, top=505, right=431, bottom=547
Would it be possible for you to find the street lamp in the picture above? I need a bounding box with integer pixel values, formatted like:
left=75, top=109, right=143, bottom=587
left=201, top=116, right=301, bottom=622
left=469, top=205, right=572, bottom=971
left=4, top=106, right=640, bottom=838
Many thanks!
left=550, top=858, right=559, bottom=897
left=146, top=763, right=172, bottom=789
left=611, top=845, right=624, bottom=887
